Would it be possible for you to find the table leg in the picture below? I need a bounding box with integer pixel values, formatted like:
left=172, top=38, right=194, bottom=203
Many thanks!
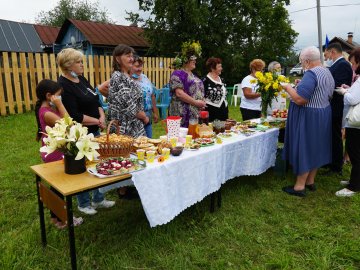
left=66, top=196, right=77, bottom=270
left=36, top=175, right=47, bottom=247
left=217, top=189, right=222, bottom=208
left=210, top=193, right=215, bottom=213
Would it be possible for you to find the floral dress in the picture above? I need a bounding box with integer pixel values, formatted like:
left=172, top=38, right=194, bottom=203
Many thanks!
left=108, top=71, right=146, bottom=138
left=169, top=70, right=204, bottom=127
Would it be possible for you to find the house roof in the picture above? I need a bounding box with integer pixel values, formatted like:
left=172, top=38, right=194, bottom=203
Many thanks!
left=329, top=36, right=360, bottom=51
left=55, top=19, right=149, bottom=48
left=34, top=24, right=60, bottom=45
left=0, top=19, right=43, bottom=52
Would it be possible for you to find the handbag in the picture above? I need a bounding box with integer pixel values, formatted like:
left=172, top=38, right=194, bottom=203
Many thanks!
left=346, top=102, right=360, bottom=127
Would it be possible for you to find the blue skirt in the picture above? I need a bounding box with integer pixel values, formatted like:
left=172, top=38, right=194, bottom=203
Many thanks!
left=282, top=103, right=332, bottom=175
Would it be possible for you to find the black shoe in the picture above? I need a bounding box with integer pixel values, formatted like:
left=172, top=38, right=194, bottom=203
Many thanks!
left=305, top=184, right=316, bottom=191
left=282, top=185, right=306, bottom=197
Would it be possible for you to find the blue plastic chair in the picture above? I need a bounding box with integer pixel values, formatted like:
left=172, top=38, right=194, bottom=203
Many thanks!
left=156, top=87, right=171, bottom=119
left=95, top=88, right=108, bottom=111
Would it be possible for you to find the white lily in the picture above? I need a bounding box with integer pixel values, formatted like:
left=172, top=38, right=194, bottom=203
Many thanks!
left=75, top=136, right=100, bottom=161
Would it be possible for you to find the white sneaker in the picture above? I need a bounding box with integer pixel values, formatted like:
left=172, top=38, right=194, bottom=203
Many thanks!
left=335, top=188, right=356, bottom=197
left=340, top=180, right=350, bottom=186
left=91, top=199, right=115, bottom=209
left=78, top=206, right=97, bottom=215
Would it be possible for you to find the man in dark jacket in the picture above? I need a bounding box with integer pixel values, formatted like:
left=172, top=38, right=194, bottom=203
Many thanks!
left=326, top=43, right=353, bottom=175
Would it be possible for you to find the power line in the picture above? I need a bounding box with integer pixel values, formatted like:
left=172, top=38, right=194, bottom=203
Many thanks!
left=290, top=3, right=360, bottom=13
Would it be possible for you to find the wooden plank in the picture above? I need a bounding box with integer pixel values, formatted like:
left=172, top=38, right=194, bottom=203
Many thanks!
left=43, top=54, right=50, bottom=79
left=35, top=53, right=43, bottom=82
left=0, top=55, right=6, bottom=115
left=20, top=53, right=31, bottom=111
left=3, top=52, right=15, bottom=114
left=143, top=57, right=148, bottom=76
left=88, top=55, right=94, bottom=86
left=94, top=55, right=100, bottom=86
left=147, top=57, right=153, bottom=83
left=99, top=55, right=105, bottom=83
left=105, top=55, right=111, bottom=81
left=155, top=57, right=159, bottom=88
left=12, top=53, right=23, bottom=113
left=82, top=55, right=88, bottom=80
left=28, top=53, right=37, bottom=106
left=39, top=182, right=68, bottom=223
left=49, top=54, right=58, bottom=81
left=159, top=57, right=163, bottom=89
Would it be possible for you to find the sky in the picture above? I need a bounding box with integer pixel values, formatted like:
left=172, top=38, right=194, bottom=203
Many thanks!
left=0, top=0, right=358, bottom=51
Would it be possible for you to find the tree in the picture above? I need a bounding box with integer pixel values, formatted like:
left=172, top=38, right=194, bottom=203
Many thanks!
left=36, top=0, right=113, bottom=27
left=127, top=0, right=298, bottom=84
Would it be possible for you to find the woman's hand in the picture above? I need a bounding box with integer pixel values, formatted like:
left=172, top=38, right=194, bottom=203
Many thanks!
left=153, top=113, right=159, bottom=123
left=195, top=100, right=206, bottom=109
left=341, top=84, right=350, bottom=89
left=98, top=115, right=106, bottom=129
left=144, top=116, right=150, bottom=125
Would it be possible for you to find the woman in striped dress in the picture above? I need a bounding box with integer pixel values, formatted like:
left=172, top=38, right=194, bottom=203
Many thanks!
left=281, top=46, right=335, bottom=197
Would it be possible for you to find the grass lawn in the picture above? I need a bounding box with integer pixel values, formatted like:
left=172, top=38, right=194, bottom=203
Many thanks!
left=1, top=106, right=360, bottom=270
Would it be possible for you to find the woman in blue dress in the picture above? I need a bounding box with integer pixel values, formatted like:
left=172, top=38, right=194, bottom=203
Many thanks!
left=282, top=46, right=335, bottom=197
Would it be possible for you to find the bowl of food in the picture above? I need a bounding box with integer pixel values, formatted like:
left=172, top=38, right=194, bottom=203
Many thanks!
left=170, top=146, right=184, bottom=156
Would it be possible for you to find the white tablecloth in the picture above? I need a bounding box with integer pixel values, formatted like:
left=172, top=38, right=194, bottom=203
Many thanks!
left=100, top=128, right=279, bottom=227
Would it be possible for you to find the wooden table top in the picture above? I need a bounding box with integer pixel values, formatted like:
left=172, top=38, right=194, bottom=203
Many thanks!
left=30, top=160, right=132, bottom=196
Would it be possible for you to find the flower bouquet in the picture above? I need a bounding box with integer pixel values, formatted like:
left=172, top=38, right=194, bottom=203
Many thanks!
left=40, top=115, right=100, bottom=174
left=251, top=72, right=289, bottom=117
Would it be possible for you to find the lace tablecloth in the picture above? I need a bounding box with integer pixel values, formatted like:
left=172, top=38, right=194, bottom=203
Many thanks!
left=100, top=128, right=279, bottom=227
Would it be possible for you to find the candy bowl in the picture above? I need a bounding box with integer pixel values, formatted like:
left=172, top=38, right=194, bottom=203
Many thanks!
left=170, top=146, right=184, bottom=156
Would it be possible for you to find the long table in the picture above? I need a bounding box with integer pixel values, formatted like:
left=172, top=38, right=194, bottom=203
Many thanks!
left=100, top=128, right=279, bottom=227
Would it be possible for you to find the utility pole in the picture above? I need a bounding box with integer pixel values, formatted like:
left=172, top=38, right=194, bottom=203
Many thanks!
left=317, top=0, right=324, bottom=63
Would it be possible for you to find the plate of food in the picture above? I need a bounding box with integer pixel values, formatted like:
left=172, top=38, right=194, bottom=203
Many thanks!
left=194, top=138, right=215, bottom=146
left=185, top=142, right=201, bottom=151
left=87, top=157, right=146, bottom=178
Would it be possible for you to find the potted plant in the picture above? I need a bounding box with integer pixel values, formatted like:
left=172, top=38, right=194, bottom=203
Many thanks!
left=40, top=115, right=100, bottom=174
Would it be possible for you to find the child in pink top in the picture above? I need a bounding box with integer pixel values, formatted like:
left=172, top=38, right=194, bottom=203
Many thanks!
left=35, top=79, right=83, bottom=228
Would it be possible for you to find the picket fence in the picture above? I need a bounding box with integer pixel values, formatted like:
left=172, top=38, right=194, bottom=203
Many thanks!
left=0, top=52, right=174, bottom=115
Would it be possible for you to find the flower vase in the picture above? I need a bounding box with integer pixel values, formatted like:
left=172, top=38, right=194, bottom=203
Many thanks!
left=64, top=154, right=86, bottom=175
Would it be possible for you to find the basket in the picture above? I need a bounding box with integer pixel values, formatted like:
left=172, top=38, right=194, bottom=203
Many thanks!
left=94, top=120, right=134, bottom=158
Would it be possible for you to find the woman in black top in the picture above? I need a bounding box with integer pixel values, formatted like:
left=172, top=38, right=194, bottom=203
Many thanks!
left=57, top=48, right=115, bottom=215
left=203, top=57, right=228, bottom=122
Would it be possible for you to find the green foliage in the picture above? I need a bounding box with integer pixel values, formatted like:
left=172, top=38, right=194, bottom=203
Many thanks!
left=1, top=110, right=360, bottom=269
left=35, top=0, right=113, bottom=27
left=127, top=0, right=298, bottom=84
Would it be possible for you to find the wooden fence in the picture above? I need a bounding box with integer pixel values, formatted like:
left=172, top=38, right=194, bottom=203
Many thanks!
left=0, top=52, right=174, bottom=116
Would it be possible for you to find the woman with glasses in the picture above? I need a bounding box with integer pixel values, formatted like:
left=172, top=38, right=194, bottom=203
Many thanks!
left=240, top=59, right=266, bottom=121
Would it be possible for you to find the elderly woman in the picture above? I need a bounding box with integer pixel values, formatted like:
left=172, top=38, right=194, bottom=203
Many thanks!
left=57, top=48, right=115, bottom=215
left=282, top=46, right=335, bottom=197
left=203, top=57, right=228, bottom=121
left=266, top=61, right=287, bottom=115
left=107, top=44, right=148, bottom=138
left=169, top=42, right=206, bottom=127
left=240, top=59, right=266, bottom=120
left=335, top=48, right=360, bottom=197
left=130, top=55, right=159, bottom=138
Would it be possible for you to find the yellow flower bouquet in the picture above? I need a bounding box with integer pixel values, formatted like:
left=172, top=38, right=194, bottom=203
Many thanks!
left=251, top=72, right=289, bottom=117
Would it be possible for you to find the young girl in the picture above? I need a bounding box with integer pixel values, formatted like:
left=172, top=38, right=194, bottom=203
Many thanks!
left=35, top=79, right=83, bottom=229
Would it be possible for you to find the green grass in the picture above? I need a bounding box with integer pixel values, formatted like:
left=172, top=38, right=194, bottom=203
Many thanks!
left=1, top=107, right=360, bottom=270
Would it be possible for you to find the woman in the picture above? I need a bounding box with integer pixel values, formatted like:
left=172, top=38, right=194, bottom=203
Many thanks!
left=335, top=48, right=360, bottom=197
left=266, top=61, right=287, bottom=115
left=130, top=55, right=159, bottom=138
left=35, top=79, right=83, bottom=228
left=282, top=46, right=335, bottom=197
left=240, top=59, right=266, bottom=120
left=169, top=42, right=206, bottom=127
left=203, top=57, right=228, bottom=121
left=57, top=48, right=115, bottom=215
left=107, top=44, right=148, bottom=137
